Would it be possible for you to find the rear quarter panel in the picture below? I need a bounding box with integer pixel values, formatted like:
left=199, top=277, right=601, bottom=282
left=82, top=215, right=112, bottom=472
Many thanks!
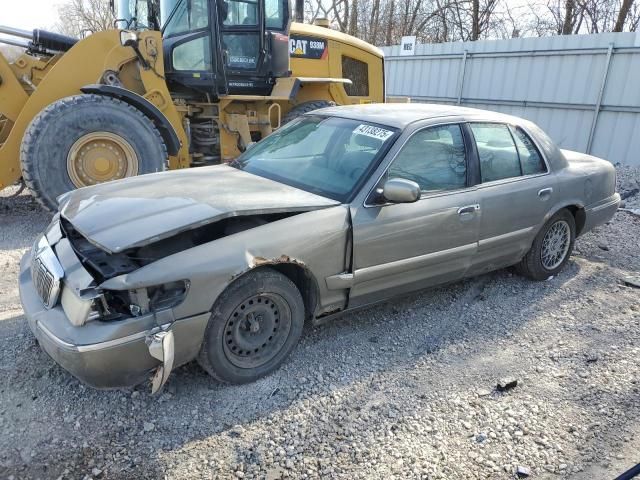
left=560, top=150, right=617, bottom=205
left=550, top=149, right=618, bottom=234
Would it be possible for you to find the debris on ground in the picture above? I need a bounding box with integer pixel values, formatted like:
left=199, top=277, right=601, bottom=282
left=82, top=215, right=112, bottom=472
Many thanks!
left=496, top=377, right=518, bottom=392
left=1, top=165, right=639, bottom=479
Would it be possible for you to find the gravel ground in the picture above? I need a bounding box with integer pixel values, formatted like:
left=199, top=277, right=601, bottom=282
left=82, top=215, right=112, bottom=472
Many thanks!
left=1, top=167, right=639, bottom=480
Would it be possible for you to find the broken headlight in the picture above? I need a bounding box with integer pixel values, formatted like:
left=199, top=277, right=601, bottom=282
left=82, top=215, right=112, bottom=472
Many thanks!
left=101, top=280, right=190, bottom=319
left=72, top=281, right=189, bottom=323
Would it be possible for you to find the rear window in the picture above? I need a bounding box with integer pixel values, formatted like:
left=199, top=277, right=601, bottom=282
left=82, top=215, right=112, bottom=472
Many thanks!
left=513, top=127, right=547, bottom=175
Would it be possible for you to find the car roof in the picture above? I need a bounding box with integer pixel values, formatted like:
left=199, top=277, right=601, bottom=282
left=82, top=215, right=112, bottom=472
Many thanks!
left=311, top=103, right=521, bottom=129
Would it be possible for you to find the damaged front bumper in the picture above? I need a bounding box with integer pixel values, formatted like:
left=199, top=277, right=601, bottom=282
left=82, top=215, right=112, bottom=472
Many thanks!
left=19, top=248, right=209, bottom=391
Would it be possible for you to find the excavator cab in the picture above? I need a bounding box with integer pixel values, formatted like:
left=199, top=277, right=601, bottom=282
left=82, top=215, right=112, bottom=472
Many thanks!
left=116, top=0, right=291, bottom=96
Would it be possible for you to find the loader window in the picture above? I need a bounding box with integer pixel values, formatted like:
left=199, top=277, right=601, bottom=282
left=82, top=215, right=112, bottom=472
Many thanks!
left=342, top=56, right=369, bottom=97
left=164, top=0, right=209, bottom=37
left=223, top=33, right=259, bottom=69
left=173, top=36, right=212, bottom=71
left=223, top=0, right=259, bottom=26
left=265, top=0, right=287, bottom=30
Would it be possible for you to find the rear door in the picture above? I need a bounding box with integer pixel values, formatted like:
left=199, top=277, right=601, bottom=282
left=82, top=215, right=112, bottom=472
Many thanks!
left=466, top=122, right=556, bottom=276
left=349, top=122, right=481, bottom=307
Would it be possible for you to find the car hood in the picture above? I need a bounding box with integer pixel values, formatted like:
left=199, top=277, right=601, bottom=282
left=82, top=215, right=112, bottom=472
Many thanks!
left=60, top=165, right=340, bottom=253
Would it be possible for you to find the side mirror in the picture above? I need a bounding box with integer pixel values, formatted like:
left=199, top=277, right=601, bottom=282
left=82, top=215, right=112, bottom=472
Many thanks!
left=382, top=178, right=421, bottom=204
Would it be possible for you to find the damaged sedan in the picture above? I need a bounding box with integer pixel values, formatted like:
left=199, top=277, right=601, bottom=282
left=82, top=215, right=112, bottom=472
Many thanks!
left=20, top=104, right=620, bottom=392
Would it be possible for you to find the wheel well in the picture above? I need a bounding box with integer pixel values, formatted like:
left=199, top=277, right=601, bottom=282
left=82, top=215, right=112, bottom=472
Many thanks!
left=565, top=205, right=586, bottom=236
left=259, top=263, right=319, bottom=321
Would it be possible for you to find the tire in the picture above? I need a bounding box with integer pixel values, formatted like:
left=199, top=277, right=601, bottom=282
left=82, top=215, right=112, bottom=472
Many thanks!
left=197, top=268, right=305, bottom=384
left=21, top=94, right=167, bottom=211
left=282, top=100, right=336, bottom=125
left=515, top=209, right=576, bottom=281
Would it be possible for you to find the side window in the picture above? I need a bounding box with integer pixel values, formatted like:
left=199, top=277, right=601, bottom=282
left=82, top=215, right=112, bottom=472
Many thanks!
left=470, top=123, right=521, bottom=182
left=342, top=56, right=369, bottom=97
left=388, top=124, right=467, bottom=192
left=512, top=127, right=547, bottom=175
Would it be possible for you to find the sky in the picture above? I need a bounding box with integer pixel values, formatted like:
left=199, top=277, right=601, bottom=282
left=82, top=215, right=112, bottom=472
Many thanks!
left=2, top=1, right=60, bottom=31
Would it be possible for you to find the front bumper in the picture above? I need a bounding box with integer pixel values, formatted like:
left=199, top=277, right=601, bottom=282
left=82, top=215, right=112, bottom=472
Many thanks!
left=19, top=250, right=209, bottom=389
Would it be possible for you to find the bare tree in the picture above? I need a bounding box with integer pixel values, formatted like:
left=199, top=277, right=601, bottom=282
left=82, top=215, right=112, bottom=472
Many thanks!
left=304, top=0, right=331, bottom=22
left=614, top=0, right=636, bottom=31
left=305, top=0, right=638, bottom=46
left=56, top=0, right=115, bottom=38
left=562, top=0, right=576, bottom=33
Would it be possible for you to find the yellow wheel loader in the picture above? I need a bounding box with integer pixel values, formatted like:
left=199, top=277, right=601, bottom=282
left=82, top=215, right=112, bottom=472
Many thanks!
left=0, top=0, right=385, bottom=210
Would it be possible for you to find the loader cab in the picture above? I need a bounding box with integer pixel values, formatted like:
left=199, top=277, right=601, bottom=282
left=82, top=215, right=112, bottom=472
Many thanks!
left=159, top=0, right=291, bottom=97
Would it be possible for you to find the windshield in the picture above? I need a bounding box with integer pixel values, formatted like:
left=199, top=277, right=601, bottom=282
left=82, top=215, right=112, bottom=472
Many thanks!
left=160, top=0, right=180, bottom=27
left=232, top=116, right=398, bottom=202
left=116, top=0, right=156, bottom=29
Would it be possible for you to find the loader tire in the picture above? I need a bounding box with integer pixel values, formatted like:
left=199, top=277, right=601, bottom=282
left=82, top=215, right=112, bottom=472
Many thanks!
left=282, top=100, right=336, bottom=125
left=21, top=94, right=167, bottom=211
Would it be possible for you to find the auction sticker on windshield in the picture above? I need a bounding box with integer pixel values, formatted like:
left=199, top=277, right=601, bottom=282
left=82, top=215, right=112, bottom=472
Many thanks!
left=354, top=124, right=394, bottom=141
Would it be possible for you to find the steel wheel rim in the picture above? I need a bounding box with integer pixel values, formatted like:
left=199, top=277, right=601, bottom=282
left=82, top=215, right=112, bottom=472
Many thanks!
left=541, top=220, right=571, bottom=270
left=67, top=131, right=139, bottom=188
left=222, top=293, right=292, bottom=369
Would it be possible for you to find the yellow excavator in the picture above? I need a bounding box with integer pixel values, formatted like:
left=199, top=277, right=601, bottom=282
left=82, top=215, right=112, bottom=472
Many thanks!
left=0, top=0, right=386, bottom=210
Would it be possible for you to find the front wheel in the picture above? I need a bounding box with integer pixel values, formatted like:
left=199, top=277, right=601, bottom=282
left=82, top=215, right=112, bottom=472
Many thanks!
left=20, top=94, right=167, bottom=211
left=515, top=209, right=576, bottom=281
left=197, top=268, right=305, bottom=384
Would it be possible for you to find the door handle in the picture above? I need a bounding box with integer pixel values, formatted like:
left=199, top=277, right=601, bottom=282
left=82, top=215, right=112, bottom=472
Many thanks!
left=458, top=204, right=480, bottom=215
left=538, top=187, right=553, bottom=198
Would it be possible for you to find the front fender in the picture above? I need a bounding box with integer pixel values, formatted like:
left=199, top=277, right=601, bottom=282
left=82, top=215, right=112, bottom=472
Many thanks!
left=101, top=205, right=351, bottom=319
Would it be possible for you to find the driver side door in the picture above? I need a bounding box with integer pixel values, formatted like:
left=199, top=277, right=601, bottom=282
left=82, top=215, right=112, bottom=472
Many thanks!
left=349, top=123, right=481, bottom=307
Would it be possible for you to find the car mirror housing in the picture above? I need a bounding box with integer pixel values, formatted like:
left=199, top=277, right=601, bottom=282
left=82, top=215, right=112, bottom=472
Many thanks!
left=382, top=178, right=421, bottom=204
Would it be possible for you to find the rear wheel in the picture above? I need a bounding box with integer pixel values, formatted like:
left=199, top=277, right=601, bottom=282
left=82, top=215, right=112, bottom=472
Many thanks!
left=282, top=100, right=336, bottom=125
left=21, top=94, right=167, bottom=211
left=515, top=209, right=576, bottom=280
left=197, top=268, right=305, bottom=384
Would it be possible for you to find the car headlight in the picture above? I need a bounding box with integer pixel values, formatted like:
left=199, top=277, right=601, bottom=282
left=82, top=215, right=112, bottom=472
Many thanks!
left=98, top=280, right=190, bottom=321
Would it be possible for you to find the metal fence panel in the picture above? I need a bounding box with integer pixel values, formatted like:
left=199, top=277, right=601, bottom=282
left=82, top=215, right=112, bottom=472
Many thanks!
left=381, top=32, right=640, bottom=166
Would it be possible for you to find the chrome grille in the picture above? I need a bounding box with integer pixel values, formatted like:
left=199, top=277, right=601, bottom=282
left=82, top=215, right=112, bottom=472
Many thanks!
left=30, top=235, right=64, bottom=309
left=32, top=257, right=55, bottom=307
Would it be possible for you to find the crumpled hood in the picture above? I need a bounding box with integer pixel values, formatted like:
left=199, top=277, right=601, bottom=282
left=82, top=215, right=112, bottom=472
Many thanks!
left=60, top=165, right=339, bottom=253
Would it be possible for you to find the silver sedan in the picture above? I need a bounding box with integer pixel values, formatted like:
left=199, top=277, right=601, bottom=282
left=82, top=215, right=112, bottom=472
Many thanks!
left=19, top=104, right=620, bottom=392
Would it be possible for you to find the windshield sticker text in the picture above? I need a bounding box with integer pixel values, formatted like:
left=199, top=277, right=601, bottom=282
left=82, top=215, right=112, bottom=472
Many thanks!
left=354, top=124, right=394, bottom=141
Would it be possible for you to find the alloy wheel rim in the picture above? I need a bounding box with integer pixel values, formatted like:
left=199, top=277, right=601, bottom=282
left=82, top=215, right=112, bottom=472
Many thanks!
left=67, top=132, right=139, bottom=188
left=541, top=220, right=571, bottom=270
left=222, top=293, right=292, bottom=369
